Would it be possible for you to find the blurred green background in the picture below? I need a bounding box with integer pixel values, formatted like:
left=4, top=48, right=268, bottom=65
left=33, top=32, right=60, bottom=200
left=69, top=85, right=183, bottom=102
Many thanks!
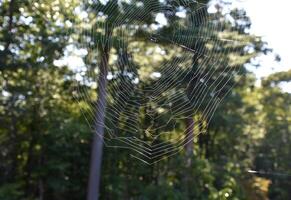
left=0, top=0, right=290, bottom=199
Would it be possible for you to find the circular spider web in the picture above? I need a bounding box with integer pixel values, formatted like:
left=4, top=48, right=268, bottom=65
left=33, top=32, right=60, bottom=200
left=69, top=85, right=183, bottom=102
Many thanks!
left=70, top=0, right=251, bottom=164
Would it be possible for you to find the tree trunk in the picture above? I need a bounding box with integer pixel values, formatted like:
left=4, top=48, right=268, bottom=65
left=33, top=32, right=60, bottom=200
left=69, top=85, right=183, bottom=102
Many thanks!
left=87, top=28, right=112, bottom=200
left=183, top=117, right=194, bottom=197
left=185, top=117, right=194, bottom=156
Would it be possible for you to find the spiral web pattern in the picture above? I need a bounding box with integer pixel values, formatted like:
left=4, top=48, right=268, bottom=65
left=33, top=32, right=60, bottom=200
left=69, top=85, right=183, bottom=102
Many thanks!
left=71, top=0, right=250, bottom=164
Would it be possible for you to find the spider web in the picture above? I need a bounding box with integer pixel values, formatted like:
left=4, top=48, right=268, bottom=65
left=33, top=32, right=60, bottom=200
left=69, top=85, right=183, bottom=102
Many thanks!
left=70, top=0, right=250, bottom=164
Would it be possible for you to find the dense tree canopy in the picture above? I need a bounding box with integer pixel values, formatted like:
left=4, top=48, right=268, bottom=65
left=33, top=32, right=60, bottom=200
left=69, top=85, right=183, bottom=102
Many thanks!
left=0, top=0, right=290, bottom=200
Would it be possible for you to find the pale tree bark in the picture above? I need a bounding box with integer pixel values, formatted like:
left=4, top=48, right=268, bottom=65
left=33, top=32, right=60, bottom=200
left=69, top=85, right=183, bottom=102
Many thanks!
left=185, top=116, right=194, bottom=162
left=183, top=116, right=195, bottom=196
left=87, top=27, right=112, bottom=200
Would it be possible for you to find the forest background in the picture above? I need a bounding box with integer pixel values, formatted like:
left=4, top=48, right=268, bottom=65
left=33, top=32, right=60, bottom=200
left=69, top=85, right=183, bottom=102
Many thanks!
left=0, top=0, right=290, bottom=199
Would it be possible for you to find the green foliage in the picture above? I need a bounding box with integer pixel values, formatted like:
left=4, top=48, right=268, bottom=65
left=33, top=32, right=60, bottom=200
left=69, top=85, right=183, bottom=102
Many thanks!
left=254, top=78, right=291, bottom=200
left=0, top=183, right=24, bottom=200
left=0, top=0, right=290, bottom=200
